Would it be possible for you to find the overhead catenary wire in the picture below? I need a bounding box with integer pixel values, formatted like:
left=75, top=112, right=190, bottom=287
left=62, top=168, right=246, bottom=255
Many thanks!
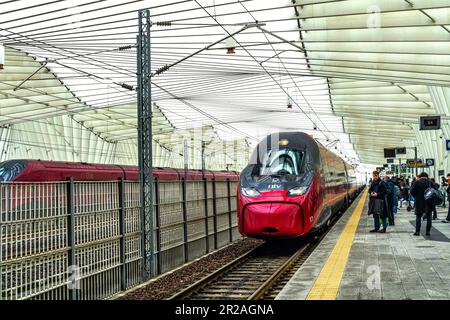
left=1, top=0, right=445, bottom=165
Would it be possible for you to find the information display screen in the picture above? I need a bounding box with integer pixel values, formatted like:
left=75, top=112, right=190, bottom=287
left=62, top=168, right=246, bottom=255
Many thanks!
left=420, top=116, right=441, bottom=130
left=384, top=148, right=396, bottom=158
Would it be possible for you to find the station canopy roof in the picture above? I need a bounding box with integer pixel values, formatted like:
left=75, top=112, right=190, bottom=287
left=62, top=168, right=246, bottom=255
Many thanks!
left=1, top=0, right=450, bottom=170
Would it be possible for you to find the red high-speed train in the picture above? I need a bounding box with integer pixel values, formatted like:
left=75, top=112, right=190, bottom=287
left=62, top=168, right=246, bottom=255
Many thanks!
left=0, top=159, right=239, bottom=182
left=237, top=132, right=363, bottom=239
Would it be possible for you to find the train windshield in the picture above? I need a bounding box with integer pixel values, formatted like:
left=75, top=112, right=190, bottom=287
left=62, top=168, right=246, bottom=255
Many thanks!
left=259, top=149, right=303, bottom=176
left=0, top=160, right=27, bottom=182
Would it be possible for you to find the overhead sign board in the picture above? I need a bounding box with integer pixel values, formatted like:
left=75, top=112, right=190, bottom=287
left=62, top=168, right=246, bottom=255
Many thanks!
left=439, top=170, right=445, bottom=176
left=395, top=147, right=406, bottom=155
left=420, top=116, right=441, bottom=130
left=387, top=159, right=394, bottom=164
left=407, top=159, right=427, bottom=168
left=383, top=164, right=389, bottom=168
left=384, top=148, right=396, bottom=158
left=425, top=159, right=435, bottom=167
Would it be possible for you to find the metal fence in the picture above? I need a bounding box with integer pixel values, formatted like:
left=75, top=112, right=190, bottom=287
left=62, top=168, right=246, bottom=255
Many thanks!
left=0, top=178, right=240, bottom=300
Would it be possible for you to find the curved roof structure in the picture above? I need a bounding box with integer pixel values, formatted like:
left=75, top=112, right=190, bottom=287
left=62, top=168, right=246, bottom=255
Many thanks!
left=1, top=0, right=449, bottom=174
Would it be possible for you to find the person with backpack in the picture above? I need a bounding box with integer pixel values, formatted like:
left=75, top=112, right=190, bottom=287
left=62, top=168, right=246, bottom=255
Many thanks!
left=430, top=178, right=440, bottom=220
left=410, top=172, right=437, bottom=236
left=368, top=171, right=389, bottom=233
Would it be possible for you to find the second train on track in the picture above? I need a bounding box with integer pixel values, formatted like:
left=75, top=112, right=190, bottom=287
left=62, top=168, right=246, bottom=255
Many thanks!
left=238, top=132, right=363, bottom=240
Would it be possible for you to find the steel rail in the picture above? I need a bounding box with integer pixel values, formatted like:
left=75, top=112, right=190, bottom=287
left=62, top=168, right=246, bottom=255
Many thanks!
left=248, top=243, right=310, bottom=300
left=168, top=242, right=266, bottom=300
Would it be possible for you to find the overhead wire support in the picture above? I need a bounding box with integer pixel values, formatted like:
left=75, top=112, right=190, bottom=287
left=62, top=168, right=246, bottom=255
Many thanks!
left=13, top=59, right=52, bottom=91
left=149, top=22, right=265, bottom=78
left=137, top=9, right=154, bottom=280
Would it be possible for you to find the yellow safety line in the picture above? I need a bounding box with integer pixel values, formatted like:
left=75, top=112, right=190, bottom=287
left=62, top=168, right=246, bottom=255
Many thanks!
left=306, top=191, right=368, bottom=300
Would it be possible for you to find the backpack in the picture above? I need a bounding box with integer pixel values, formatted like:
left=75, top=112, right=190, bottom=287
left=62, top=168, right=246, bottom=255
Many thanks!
left=424, top=181, right=444, bottom=206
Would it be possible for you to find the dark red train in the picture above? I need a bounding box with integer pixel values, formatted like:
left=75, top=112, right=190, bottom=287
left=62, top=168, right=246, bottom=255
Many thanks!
left=237, top=132, right=363, bottom=239
left=0, top=159, right=239, bottom=182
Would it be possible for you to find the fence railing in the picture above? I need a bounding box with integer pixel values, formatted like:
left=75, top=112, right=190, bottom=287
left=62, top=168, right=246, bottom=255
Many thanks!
left=0, top=178, right=240, bottom=300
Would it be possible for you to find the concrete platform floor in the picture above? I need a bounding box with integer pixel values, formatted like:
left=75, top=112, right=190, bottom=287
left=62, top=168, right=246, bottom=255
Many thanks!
left=276, top=192, right=450, bottom=300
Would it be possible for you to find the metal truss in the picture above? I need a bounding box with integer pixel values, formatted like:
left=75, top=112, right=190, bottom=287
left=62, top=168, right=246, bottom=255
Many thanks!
left=137, top=9, right=154, bottom=279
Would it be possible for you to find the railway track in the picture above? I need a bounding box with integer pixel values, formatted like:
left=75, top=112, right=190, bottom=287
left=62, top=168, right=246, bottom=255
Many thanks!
left=169, top=202, right=349, bottom=301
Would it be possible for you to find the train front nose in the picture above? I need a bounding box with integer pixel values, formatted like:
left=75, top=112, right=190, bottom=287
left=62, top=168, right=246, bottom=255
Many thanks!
left=242, top=202, right=303, bottom=238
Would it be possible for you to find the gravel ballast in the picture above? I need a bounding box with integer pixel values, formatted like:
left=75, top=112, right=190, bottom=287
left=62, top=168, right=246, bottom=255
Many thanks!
left=119, top=238, right=264, bottom=300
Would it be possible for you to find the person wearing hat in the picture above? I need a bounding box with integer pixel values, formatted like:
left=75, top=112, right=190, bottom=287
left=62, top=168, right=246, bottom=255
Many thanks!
left=410, top=172, right=433, bottom=236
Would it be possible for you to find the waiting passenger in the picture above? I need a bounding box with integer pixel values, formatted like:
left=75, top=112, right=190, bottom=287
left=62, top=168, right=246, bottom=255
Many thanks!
left=430, top=178, right=440, bottom=220
left=368, top=171, right=388, bottom=233
left=410, top=172, right=434, bottom=236
left=399, top=179, right=407, bottom=208
left=443, top=174, right=450, bottom=223
left=383, top=176, right=396, bottom=226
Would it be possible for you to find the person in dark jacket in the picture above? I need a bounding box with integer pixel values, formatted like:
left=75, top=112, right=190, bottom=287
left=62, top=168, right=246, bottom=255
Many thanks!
left=410, top=172, right=434, bottom=236
left=368, top=171, right=388, bottom=233
left=443, top=174, right=450, bottom=223
left=383, top=176, right=396, bottom=226
left=430, top=178, right=439, bottom=220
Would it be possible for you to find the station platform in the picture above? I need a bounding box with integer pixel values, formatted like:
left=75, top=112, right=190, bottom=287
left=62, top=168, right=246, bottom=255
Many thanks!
left=276, top=190, right=450, bottom=300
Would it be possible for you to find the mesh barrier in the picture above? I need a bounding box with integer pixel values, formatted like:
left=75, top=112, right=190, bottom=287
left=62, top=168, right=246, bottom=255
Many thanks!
left=0, top=178, right=240, bottom=300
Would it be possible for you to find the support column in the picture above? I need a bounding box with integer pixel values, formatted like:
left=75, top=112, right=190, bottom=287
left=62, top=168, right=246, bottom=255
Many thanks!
left=137, top=9, right=154, bottom=279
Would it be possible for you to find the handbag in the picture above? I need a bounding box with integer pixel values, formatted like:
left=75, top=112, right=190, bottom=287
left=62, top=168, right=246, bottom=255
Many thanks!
left=424, top=186, right=444, bottom=206
left=368, top=198, right=384, bottom=215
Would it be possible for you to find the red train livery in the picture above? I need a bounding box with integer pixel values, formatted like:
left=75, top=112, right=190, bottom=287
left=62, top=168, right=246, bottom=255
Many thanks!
left=237, top=132, right=363, bottom=239
left=0, top=159, right=239, bottom=182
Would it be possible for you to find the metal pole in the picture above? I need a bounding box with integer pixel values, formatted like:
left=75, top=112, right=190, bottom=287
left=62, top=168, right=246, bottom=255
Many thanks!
left=227, top=179, right=233, bottom=242
left=118, top=178, right=127, bottom=291
left=212, top=179, right=218, bottom=250
left=155, top=178, right=162, bottom=275
left=201, top=141, right=206, bottom=177
left=66, top=178, right=77, bottom=300
left=203, top=179, right=210, bottom=253
left=184, top=139, right=188, bottom=179
left=182, top=178, right=189, bottom=263
left=137, top=9, right=154, bottom=279
left=414, top=146, right=418, bottom=177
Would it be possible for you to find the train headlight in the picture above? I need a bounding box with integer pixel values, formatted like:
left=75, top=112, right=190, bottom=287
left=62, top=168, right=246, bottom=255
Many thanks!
left=241, top=187, right=260, bottom=197
left=287, top=186, right=308, bottom=196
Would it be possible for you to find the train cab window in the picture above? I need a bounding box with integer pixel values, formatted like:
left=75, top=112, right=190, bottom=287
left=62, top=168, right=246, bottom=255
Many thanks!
left=0, top=160, right=27, bottom=182
left=259, top=149, right=303, bottom=176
